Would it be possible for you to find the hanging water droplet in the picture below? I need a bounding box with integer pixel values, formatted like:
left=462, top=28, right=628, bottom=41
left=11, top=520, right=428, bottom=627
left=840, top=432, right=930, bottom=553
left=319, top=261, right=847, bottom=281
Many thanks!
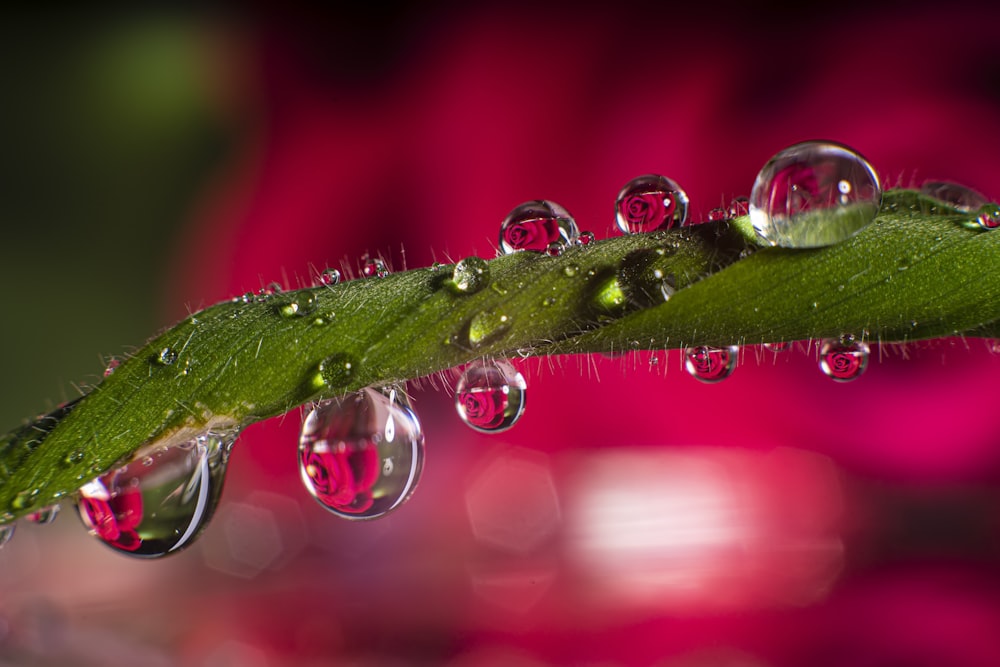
left=684, top=345, right=738, bottom=383
left=764, top=341, right=791, bottom=352
left=299, top=387, right=424, bottom=520
left=749, top=141, right=882, bottom=248
left=26, top=505, right=60, bottom=525
left=154, top=347, right=178, bottom=366
left=103, top=358, right=121, bottom=378
left=76, top=430, right=237, bottom=558
left=317, top=353, right=357, bottom=390
left=454, top=360, right=527, bottom=433
left=450, top=256, right=490, bottom=294
left=615, top=174, right=689, bottom=234
left=577, top=230, right=596, bottom=246
left=819, top=335, right=869, bottom=382
left=362, top=257, right=390, bottom=278
left=499, top=200, right=579, bottom=254
left=318, top=268, right=342, bottom=286
left=0, top=524, right=14, bottom=549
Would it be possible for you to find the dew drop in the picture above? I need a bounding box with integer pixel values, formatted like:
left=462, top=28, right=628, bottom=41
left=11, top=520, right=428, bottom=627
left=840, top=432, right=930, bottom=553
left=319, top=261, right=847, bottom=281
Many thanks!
left=977, top=204, right=1000, bottom=230
left=318, top=353, right=357, bottom=390
left=299, top=387, right=424, bottom=520
left=10, top=488, right=40, bottom=512
left=545, top=241, right=565, bottom=257
left=465, top=310, right=512, bottom=349
left=450, top=256, right=490, bottom=294
left=499, top=200, right=579, bottom=254
left=577, top=230, right=596, bottom=246
left=707, top=207, right=729, bottom=222
left=615, top=174, right=689, bottom=234
left=155, top=347, right=178, bottom=366
left=318, top=268, right=342, bottom=286
left=26, top=505, right=60, bottom=525
left=684, top=345, right=738, bottom=383
left=920, top=181, right=988, bottom=212
left=0, top=525, right=14, bottom=549
left=76, top=430, right=237, bottom=558
left=727, top=196, right=750, bottom=219
left=362, top=258, right=390, bottom=278
left=64, top=450, right=85, bottom=466
left=749, top=141, right=882, bottom=248
left=764, top=341, right=791, bottom=352
left=819, top=335, right=869, bottom=382
left=454, top=360, right=527, bottom=433
left=103, top=359, right=120, bottom=378
left=275, top=292, right=317, bottom=318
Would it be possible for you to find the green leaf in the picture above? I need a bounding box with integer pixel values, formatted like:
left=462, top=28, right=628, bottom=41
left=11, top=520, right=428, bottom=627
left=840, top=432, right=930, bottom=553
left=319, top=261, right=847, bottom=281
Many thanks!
left=1, top=189, right=997, bottom=522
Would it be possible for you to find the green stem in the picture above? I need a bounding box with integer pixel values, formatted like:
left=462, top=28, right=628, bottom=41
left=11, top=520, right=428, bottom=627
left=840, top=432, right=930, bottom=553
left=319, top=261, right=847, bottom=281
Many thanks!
left=2, top=189, right=997, bottom=521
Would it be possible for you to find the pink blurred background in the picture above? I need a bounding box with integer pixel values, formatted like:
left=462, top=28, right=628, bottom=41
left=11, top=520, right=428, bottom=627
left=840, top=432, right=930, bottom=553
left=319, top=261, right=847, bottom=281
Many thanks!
left=3, top=4, right=1000, bottom=665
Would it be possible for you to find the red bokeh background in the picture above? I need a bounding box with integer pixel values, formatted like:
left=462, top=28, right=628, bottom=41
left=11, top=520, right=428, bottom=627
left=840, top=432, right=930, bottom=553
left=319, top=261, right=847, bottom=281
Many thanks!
left=5, top=4, right=1000, bottom=666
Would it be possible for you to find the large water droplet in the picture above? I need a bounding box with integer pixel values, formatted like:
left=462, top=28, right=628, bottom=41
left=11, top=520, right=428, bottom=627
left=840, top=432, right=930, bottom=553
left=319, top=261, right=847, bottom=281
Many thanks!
left=615, top=174, right=689, bottom=234
left=499, top=200, right=579, bottom=254
left=76, top=431, right=236, bottom=558
left=450, top=256, right=490, bottom=295
left=819, top=335, right=869, bottom=382
left=298, top=387, right=424, bottom=520
left=684, top=345, right=738, bottom=383
left=455, top=360, right=527, bottom=433
left=749, top=141, right=882, bottom=248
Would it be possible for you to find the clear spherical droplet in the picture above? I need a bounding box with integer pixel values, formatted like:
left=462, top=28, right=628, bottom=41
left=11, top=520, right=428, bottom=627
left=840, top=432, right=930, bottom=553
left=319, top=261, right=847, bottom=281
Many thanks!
left=455, top=360, right=527, bottom=433
left=727, top=196, right=750, bottom=219
left=707, top=207, right=728, bottom=222
left=577, top=230, right=596, bottom=246
left=317, top=353, right=357, bottom=390
left=545, top=241, right=565, bottom=257
left=362, top=258, right=390, bottom=278
left=318, top=268, right=342, bottom=286
left=615, top=174, right=689, bottom=234
left=76, top=430, right=237, bottom=558
left=299, top=387, right=424, bottom=520
left=920, top=181, right=988, bottom=212
left=155, top=347, right=178, bottom=366
left=819, top=336, right=869, bottom=382
left=684, top=345, right=738, bottom=383
left=450, top=256, right=490, bottom=294
left=749, top=141, right=882, bottom=248
left=499, top=200, right=578, bottom=254
left=977, top=205, right=1000, bottom=230
left=26, top=504, right=60, bottom=525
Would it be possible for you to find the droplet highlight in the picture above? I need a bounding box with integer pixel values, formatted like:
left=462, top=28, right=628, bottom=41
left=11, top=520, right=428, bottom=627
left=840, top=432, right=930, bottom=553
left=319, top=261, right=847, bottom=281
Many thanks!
left=154, top=347, right=178, bottom=366
left=455, top=360, right=527, bottom=433
left=76, top=430, right=236, bottom=558
left=819, top=336, right=869, bottom=382
left=615, top=174, right=689, bottom=234
left=684, top=345, right=738, bottom=383
left=299, top=387, right=424, bottom=520
left=749, top=141, right=882, bottom=248
left=499, top=200, right=579, bottom=254
left=450, top=256, right=490, bottom=295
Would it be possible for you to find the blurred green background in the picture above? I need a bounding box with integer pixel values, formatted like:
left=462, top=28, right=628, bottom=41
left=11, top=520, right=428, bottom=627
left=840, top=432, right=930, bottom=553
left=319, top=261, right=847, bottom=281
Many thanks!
left=0, top=11, right=231, bottom=427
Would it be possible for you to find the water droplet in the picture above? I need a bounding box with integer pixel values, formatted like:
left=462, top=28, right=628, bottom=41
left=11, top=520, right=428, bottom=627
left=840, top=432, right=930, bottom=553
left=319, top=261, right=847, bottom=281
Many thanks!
left=275, top=292, right=317, bottom=318
left=63, top=450, right=85, bottom=466
left=977, top=205, right=1000, bottom=230
left=299, top=388, right=424, bottom=520
left=615, top=174, right=689, bottom=234
left=727, top=196, right=750, bottom=218
left=618, top=249, right=676, bottom=308
left=764, top=341, right=791, bottom=352
left=707, top=207, right=729, bottom=222
left=317, top=353, right=357, bottom=390
left=499, top=200, right=579, bottom=254
left=0, top=525, right=14, bottom=549
left=10, top=488, right=40, bottom=512
left=103, top=359, right=120, bottom=378
left=920, top=181, right=988, bottom=212
left=318, top=268, right=342, bottom=286
left=577, top=230, right=596, bottom=246
left=749, top=141, right=882, bottom=248
left=362, top=257, right=390, bottom=278
left=684, top=346, right=738, bottom=383
left=26, top=505, right=60, bottom=525
left=450, top=256, right=490, bottom=294
left=154, top=347, right=178, bottom=366
left=466, top=310, right=512, bottom=349
left=545, top=241, right=565, bottom=257
left=562, top=264, right=579, bottom=277
left=265, top=281, right=283, bottom=294
left=819, top=335, right=869, bottom=382
left=76, top=431, right=236, bottom=557
left=454, top=360, right=527, bottom=433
